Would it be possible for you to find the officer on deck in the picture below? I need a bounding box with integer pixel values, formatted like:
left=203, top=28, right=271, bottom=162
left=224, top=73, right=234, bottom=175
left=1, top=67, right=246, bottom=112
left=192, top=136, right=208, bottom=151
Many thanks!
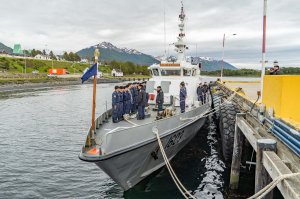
left=112, top=86, right=119, bottom=123
left=137, top=84, right=146, bottom=120
left=156, top=86, right=164, bottom=118
left=202, top=82, right=209, bottom=104
left=118, top=86, right=124, bottom=121
left=124, top=85, right=131, bottom=115
left=179, top=82, right=187, bottom=113
left=197, top=83, right=204, bottom=104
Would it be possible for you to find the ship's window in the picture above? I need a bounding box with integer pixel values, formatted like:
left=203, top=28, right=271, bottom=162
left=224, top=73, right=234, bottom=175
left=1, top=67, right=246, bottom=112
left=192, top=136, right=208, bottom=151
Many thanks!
left=183, top=69, right=191, bottom=76
left=161, top=81, right=171, bottom=93
left=192, top=69, right=196, bottom=76
left=152, top=69, right=159, bottom=76
left=161, top=69, right=181, bottom=76
left=146, top=81, right=155, bottom=93
left=149, top=70, right=153, bottom=76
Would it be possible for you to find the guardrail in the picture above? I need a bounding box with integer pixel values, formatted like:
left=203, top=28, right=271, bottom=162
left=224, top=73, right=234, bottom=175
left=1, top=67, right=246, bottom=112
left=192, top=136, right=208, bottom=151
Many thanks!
left=84, top=108, right=112, bottom=149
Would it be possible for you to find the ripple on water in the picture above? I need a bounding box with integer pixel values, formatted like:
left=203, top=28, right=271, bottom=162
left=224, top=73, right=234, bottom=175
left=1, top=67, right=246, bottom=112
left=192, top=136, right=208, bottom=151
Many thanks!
left=1, top=84, right=228, bottom=199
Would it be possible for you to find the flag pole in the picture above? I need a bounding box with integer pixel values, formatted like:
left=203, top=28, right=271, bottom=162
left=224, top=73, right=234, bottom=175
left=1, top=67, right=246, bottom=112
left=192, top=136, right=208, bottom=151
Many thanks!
left=91, top=49, right=100, bottom=141
left=260, top=0, right=267, bottom=98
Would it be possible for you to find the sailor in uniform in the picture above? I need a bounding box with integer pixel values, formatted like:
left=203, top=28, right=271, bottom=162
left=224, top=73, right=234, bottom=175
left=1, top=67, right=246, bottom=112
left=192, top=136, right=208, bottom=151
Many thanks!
left=112, top=86, right=119, bottom=123
left=118, top=86, right=124, bottom=120
left=124, top=85, right=131, bottom=115
left=137, top=84, right=146, bottom=120
left=179, top=81, right=187, bottom=113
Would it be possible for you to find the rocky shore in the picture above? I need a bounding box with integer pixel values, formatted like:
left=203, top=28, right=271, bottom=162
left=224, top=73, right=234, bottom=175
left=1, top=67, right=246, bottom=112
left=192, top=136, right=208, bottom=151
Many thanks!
left=0, top=78, right=124, bottom=94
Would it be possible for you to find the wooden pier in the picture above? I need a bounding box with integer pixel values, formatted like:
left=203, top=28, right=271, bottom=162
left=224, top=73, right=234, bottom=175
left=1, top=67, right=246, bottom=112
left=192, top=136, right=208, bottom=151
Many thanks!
left=212, top=78, right=300, bottom=199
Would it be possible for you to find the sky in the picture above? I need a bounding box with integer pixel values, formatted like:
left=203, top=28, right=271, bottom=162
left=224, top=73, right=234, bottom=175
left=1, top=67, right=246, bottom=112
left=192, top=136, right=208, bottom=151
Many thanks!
left=0, top=0, right=300, bottom=69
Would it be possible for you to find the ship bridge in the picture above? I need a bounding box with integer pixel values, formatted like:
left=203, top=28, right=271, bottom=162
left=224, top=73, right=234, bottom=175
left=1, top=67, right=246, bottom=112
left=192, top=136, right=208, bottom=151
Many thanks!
left=148, top=62, right=200, bottom=77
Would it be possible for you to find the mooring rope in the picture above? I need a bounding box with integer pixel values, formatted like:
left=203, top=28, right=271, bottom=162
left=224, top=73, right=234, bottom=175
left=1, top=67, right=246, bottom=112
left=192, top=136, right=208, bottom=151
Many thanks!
left=247, top=172, right=300, bottom=199
left=150, top=94, right=235, bottom=199
left=154, top=131, right=196, bottom=199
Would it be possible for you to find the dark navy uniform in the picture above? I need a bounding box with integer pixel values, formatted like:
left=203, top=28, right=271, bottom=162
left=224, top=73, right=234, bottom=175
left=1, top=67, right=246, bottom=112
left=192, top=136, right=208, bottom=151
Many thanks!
left=137, top=88, right=146, bottom=120
left=130, top=87, right=136, bottom=114
left=129, top=88, right=134, bottom=114
left=142, top=86, right=149, bottom=107
left=112, top=91, right=119, bottom=123
left=180, top=87, right=187, bottom=113
left=124, top=91, right=130, bottom=114
left=197, top=85, right=204, bottom=104
left=202, top=84, right=209, bottom=104
left=156, top=90, right=164, bottom=112
left=122, top=91, right=126, bottom=115
left=118, top=91, right=124, bottom=120
left=134, top=87, right=139, bottom=112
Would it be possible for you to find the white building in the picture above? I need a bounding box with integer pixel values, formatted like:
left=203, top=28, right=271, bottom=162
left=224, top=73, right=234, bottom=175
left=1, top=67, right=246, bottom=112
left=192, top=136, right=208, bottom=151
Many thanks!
left=111, top=69, right=123, bottom=77
left=34, top=54, right=51, bottom=60
left=80, top=59, right=88, bottom=63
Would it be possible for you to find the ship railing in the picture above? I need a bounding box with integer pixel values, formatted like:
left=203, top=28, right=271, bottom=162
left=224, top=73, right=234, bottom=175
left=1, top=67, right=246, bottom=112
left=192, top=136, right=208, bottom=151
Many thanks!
left=84, top=108, right=112, bottom=149
left=101, top=104, right=209, bottom=154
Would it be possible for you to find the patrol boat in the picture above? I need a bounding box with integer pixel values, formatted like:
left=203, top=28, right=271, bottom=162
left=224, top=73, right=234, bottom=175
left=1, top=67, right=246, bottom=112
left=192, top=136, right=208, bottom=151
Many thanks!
left=79, top=2, right=211, bottom=191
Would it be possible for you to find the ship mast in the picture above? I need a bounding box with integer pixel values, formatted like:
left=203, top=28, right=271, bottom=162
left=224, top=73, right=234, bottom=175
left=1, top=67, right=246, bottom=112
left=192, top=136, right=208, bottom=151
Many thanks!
left=175, top=1, right=187, bottom=62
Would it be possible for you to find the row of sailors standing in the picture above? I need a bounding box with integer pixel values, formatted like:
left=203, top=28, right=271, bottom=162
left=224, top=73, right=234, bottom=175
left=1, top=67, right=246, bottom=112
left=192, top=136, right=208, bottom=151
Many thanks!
left=112, top=82, right=149, bottom=123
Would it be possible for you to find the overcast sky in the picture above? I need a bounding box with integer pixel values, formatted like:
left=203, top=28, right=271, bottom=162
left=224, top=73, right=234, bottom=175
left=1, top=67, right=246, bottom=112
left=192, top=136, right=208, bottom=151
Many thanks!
left=0, top=0, right=299, bottom=68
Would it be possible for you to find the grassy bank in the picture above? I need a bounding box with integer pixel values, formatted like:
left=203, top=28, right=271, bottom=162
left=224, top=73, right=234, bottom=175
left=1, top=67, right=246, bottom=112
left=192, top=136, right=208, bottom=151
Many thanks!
left=0, top=56, right=90, bottom=73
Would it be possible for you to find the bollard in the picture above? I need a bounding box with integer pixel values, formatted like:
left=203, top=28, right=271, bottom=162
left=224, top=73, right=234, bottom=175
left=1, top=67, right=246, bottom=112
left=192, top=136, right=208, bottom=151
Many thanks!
left=230, top=114, right=245, bottom=189
left=255, top=139, right=277, bottom=199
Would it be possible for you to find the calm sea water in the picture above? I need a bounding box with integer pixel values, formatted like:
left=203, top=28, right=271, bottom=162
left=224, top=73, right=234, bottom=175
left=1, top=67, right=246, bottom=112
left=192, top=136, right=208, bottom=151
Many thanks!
left=0, top=77, right=259, bottom=199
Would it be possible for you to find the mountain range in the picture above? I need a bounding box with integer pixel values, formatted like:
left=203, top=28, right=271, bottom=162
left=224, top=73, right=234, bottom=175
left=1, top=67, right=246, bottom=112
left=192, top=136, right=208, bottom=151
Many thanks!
left=187, top=56, right=237, bottom=71
left=76, top=42, right=159, bottom=66
left=0, top=41, right=237, bottom=71
left=77, top=42, right=237, bottom=71
left=0, top=42, right=13, bottom=54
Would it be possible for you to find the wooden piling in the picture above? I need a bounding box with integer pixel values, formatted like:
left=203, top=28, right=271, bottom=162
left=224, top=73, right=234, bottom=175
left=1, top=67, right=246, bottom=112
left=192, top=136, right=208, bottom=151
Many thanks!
left=255, top=139, right=277, bottom=199
left=230, top=114, right=245, bottom=189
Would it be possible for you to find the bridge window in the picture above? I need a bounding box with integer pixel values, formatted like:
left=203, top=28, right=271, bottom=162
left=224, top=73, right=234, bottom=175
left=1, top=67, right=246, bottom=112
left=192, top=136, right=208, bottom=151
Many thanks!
left=183, top=69, right=191, bottom=76
left=161, top=69, right=181, bottom=76
left=152, top=69, right=160, bottom=76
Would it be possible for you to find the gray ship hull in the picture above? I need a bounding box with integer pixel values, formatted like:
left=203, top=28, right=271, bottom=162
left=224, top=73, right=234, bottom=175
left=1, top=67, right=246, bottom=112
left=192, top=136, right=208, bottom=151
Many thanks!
left=93, top=106, right=208, bottom=190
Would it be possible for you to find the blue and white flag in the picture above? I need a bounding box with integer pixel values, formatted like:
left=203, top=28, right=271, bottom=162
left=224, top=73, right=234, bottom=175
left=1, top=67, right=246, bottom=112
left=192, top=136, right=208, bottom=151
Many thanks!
left=81, top=63, right=97, bottom=83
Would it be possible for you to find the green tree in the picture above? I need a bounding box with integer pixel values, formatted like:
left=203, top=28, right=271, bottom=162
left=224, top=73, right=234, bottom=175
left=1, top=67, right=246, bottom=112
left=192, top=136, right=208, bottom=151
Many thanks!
left=74, top=53, right=81, bottom=61
left=63, top=52, right=69, bottom=61
left=49, top=51, right=56, bottom=60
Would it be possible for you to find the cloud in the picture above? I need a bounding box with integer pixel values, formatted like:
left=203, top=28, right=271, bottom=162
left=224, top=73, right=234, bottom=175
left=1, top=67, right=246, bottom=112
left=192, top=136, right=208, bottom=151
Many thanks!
left=0, top=0, right=299, bottom=68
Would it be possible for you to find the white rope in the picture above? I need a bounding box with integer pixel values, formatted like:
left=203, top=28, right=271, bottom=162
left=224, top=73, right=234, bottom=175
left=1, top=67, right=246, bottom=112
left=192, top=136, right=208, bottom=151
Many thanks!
left=247, top=172, right=300, bottom=199
left=154, top=131, right=197, bottom=199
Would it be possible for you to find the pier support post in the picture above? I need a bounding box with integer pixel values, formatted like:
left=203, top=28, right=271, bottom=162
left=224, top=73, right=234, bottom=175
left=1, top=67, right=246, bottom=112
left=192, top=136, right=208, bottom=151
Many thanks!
left=255, top=139, right=277, bottom=199
left=230, top=113, right=245, bottom=190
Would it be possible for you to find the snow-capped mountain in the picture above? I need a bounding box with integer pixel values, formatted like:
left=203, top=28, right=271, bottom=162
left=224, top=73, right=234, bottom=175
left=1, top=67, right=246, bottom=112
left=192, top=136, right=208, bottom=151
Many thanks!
left=93, top=42, right=143, bottom=55
left=155, top=55, right=237, bottom=71
left=77, top=42, right=158, bottom=65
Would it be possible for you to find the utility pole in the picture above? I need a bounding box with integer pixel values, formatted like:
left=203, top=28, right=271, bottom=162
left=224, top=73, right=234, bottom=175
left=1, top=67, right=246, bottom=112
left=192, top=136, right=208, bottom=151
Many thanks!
left=23, top=50, right=27, bottom=74
left=260, top=0, right=268, bottom=97
left=221, top=33, right=225, bottom=82
left=221, top=33, right=236, bottom=82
